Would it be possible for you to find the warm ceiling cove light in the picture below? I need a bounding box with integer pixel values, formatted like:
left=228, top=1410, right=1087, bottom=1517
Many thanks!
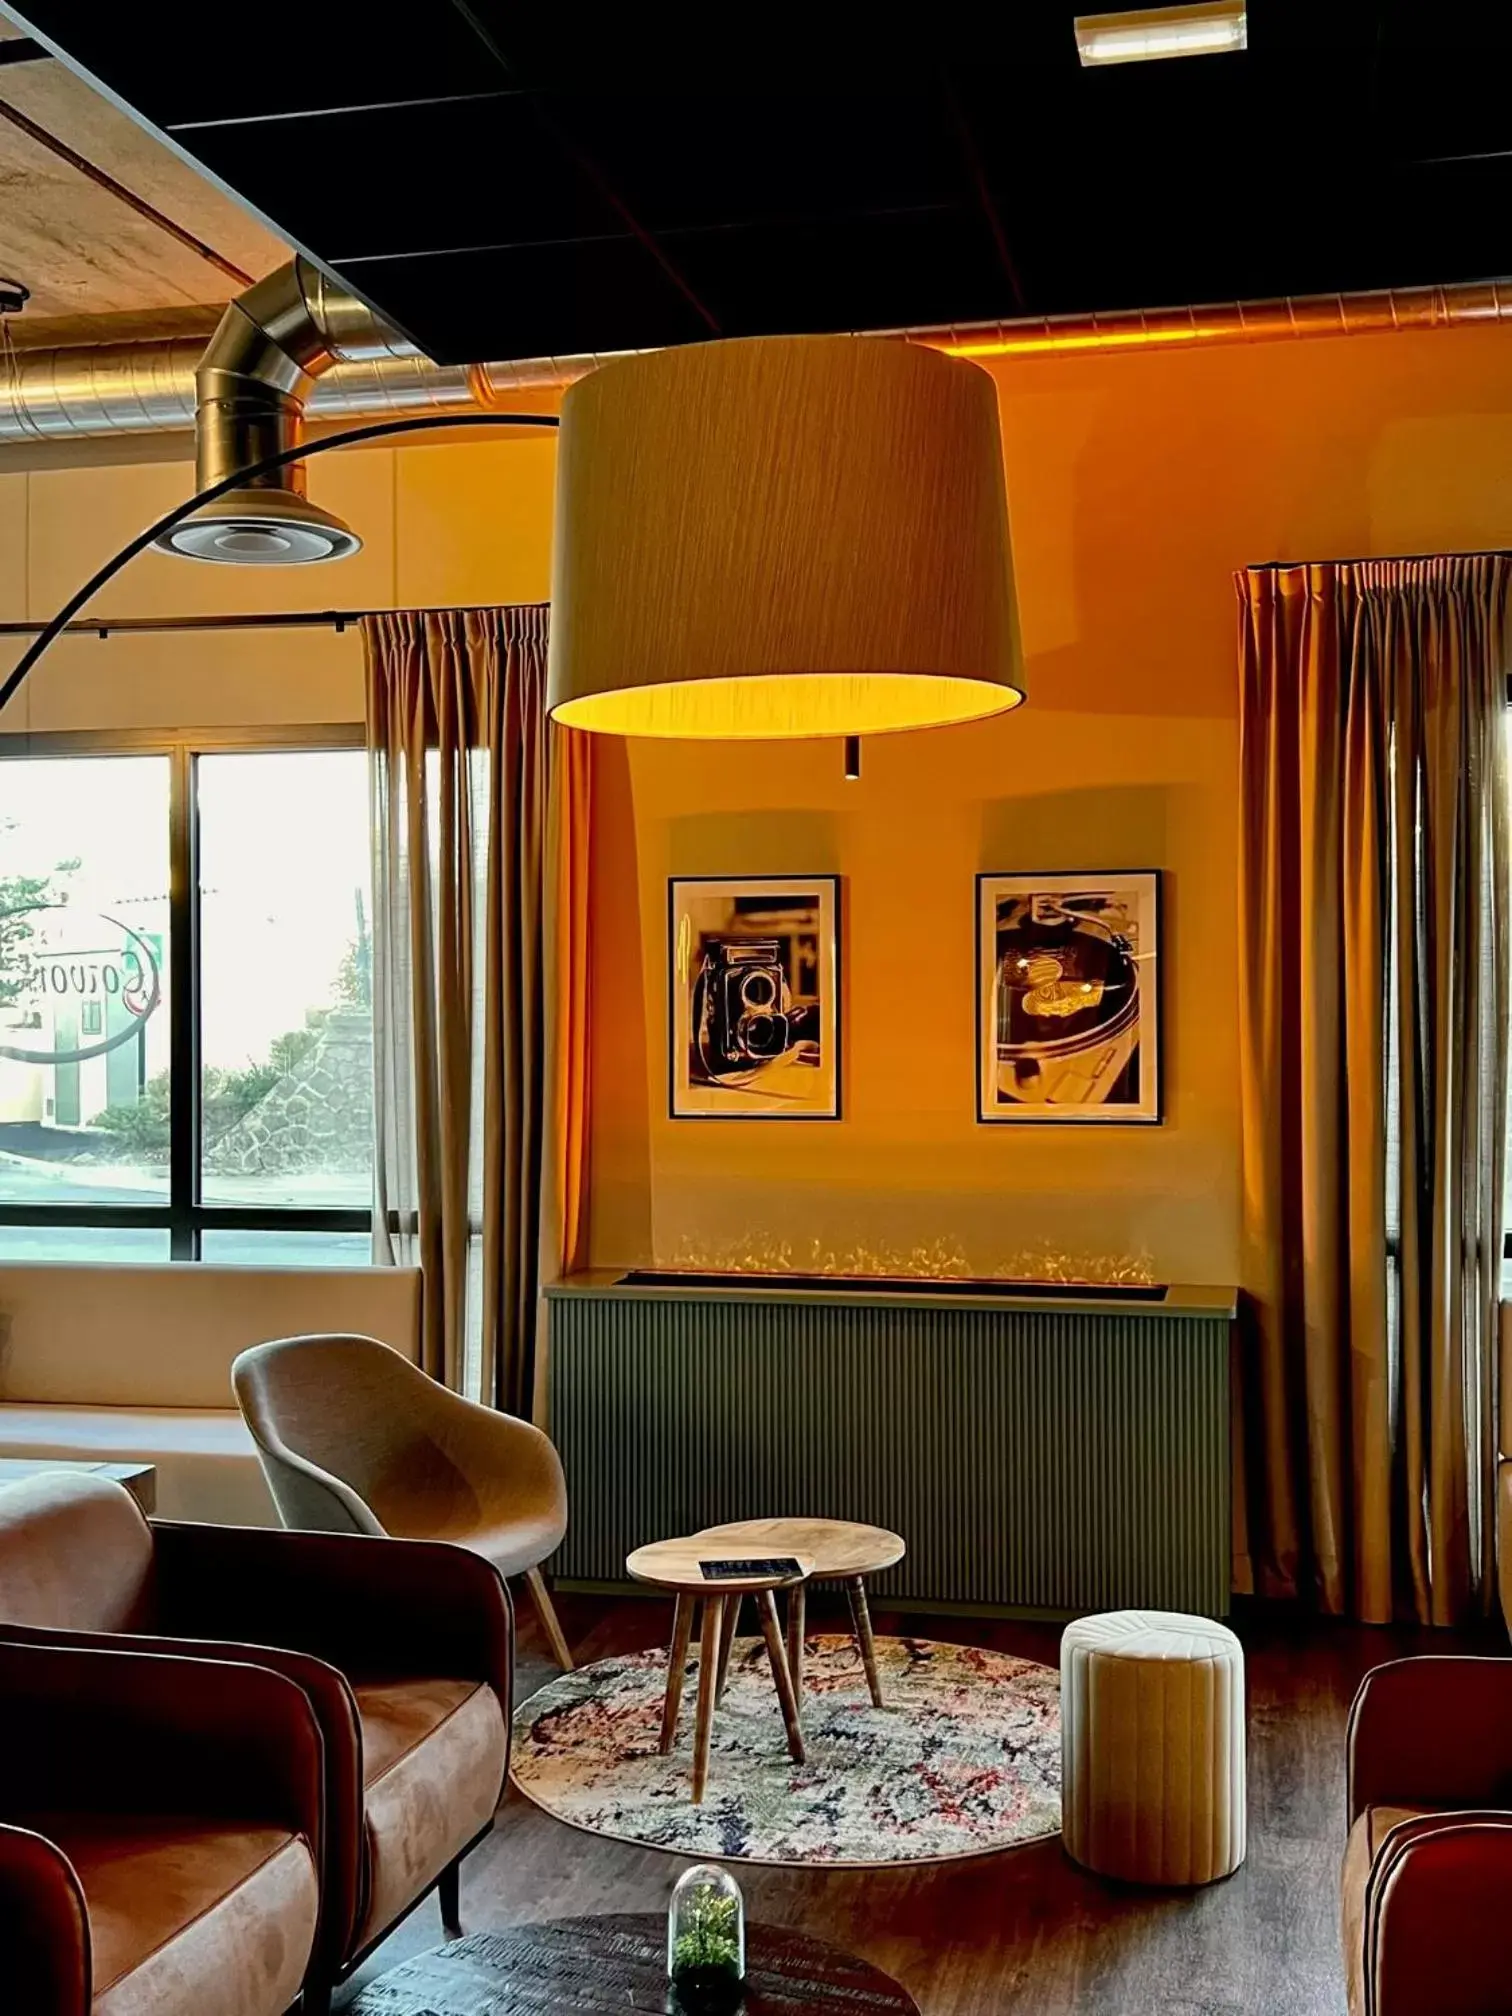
left=547, top=335, right=1024, bottom=740
left=1075, top=2, right=1246, bottom=66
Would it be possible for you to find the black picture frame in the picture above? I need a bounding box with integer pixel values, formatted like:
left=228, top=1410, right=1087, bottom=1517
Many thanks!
left=668, top=874, right=842, bottom=1121
left=975, top=869, right=1164, bottom=1125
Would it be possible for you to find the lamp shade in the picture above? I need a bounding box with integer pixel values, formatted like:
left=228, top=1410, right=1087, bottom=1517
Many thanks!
left=546, top=335, right=1024, bottom=739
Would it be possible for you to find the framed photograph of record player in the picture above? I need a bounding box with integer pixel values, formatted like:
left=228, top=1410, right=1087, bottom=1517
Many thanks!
left=976, top=871, right=1162, bottom=1124
left=670, top=875, right=841, bottom=1119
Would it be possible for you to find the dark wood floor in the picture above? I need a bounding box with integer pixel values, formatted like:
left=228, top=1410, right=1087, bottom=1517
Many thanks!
left=343, top=1594, right=1503, bottom=2016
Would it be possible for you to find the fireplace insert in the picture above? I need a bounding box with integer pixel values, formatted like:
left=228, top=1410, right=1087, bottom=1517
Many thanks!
left=616, top=1269, right=1168, bottom=1301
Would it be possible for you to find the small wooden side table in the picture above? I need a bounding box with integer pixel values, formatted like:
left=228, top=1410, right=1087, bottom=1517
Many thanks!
left=351, top=1914, right=921, bottom=2014
left=695, top=1518, right=905, bottom=1710
left=626, top=1537, right=812, bottom=1804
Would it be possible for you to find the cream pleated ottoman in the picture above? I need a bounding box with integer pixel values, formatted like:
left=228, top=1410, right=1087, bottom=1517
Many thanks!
left=1060, top=1609, right=1246, bottom=1886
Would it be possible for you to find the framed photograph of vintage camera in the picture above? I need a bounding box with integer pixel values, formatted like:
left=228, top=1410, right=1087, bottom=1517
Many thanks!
left=669, top=876, right=841, bottom=1120
left=976, top=871, right=1162, bottom=1124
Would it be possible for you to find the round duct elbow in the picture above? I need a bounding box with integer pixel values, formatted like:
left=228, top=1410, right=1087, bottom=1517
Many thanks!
left=154, top=257, right=388, bottom=565
left=157, top=486, right=361, bottom=564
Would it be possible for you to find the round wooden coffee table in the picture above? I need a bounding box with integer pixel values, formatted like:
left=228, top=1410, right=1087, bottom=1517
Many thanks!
left=626, top=1537, right=812, bottom=1804
left=694, top=1518, right=905, bottom=1708
left=350, top=1915, right=920, bottom=2013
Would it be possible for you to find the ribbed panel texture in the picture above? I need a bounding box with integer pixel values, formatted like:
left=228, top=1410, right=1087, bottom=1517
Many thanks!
left=549, top=1295, right=1230, bottom=1617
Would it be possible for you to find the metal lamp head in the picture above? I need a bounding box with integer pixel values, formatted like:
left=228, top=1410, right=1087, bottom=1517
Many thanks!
left=155, top=485, right=361, bottom=564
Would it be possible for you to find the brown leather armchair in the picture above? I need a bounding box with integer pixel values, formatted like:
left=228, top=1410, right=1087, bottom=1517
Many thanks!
left=1343, top=1657, right=1512, bottom=2015
left=0, top=1472, right=513, bottom=2016
left=1498, top=1304, right=1512, bottom=1624
left=0, top=1636, right=323, bottom=2016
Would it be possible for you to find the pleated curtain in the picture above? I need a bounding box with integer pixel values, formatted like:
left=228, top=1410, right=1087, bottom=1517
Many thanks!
left=362, top=606, right=592, bottom=1414
left=1236, top=556, right=1511, bottom=1624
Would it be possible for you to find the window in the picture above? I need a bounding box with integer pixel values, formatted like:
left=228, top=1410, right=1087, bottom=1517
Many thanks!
left=0, top=732, right=371, bottom=1263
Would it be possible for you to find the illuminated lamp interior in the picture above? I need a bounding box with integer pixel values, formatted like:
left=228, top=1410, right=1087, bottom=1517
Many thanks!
left=550, top=672, right=1025, bottom=739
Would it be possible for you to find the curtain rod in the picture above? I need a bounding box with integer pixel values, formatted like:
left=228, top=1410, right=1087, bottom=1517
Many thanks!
left=1245, top=551, right=1512, bottom=570
left=0, top=605, right=549, bottom=640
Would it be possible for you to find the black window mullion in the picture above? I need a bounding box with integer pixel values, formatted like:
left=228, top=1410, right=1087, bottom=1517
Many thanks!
left=193, top=1207, right=371, bottom=1235
left=167, top=744, right=200, bottom=1263
left=0, top=1205, right=173, bottom=1228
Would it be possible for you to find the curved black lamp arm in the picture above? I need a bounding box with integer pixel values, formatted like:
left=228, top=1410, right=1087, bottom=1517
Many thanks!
left=0, top=409, right=563, bottom=719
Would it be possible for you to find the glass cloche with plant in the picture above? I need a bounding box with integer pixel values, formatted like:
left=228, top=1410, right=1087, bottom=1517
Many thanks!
left=667, top=1863, right=747, bottom=2011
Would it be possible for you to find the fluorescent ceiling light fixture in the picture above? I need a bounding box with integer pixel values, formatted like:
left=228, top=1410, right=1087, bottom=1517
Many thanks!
left=1075, top=2, right=1246, bottom=66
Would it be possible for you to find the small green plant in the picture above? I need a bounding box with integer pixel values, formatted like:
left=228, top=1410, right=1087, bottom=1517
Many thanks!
left=670, top=1882, right=743, bottom=2010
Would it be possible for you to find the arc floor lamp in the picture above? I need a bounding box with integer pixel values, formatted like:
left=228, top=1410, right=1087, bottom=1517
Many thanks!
left=2, top=333, right=1025, bottom=756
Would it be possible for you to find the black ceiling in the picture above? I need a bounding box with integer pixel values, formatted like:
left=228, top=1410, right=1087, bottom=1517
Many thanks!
left=10, top=2, right=1512, bottom=365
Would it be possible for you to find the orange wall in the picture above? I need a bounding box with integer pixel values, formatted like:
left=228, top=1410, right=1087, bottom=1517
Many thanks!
left=587, top=323, right=1512, bottom=1284
left=0, top=431, right=558, bottom=732
left=7, top=324, right=1512, bottom=1288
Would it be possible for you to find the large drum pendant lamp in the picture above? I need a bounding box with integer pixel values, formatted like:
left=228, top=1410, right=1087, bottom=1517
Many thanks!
left=547, top=335, right=1025, bottom=739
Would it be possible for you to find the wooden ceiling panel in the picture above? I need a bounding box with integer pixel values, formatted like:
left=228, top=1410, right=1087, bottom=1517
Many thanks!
left=0, top=17, right=286, bottom=326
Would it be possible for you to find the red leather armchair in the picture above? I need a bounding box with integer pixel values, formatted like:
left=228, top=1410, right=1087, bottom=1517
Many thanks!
left=0, top=1472, right=513, bottom=2015
left=0, top=1636, right=323, bottom=2016
left=1343, top=1657, right=1512, bottom=2016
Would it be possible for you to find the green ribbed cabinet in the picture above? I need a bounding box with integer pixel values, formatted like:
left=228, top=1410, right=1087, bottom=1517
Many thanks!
left=546, top=1278, right=1234, bottom=1619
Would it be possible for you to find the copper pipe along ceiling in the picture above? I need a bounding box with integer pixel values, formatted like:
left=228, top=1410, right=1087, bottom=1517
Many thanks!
left=908, top=279, right=1512, bottom=358
left=3, top=278, right=1512, bottom=446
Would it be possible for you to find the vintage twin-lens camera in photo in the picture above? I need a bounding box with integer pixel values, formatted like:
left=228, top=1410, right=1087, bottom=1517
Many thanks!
left=694, top=937, right=818, bottom=1082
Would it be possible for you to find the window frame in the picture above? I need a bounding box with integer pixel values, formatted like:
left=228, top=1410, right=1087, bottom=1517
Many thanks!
left=0, top=723, right=369, bottom=1262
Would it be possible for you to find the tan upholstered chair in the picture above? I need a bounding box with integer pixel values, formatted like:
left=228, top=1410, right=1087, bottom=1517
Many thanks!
left=0, top=1633, right=323, bottom=2016
left=233, top=1332, right=575, bottom=1670
left=1343, top=1657, right=1512, bottom=2016
left=0, top=1471, right=511, bottom=2016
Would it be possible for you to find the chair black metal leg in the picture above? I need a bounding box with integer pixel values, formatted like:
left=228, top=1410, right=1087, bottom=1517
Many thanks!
left=439, top=1854, right=463, bottom=1937
left=300, top=1984, right=332, bottom=2016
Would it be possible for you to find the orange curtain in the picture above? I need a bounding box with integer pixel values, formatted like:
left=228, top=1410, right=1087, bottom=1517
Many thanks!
left=1236, top=557, right=1510, bottom=1624
left=546, top=720, right=593, bottom=1280
left=362, top=607, right=591, bottom=1414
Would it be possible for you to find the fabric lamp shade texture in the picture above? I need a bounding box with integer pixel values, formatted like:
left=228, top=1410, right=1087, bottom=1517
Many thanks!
left=547, top=334, right=1025, bottom=739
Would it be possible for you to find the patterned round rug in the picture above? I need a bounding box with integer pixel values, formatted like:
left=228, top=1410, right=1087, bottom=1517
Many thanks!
left=510, top=1634, right=1061, bottom=1866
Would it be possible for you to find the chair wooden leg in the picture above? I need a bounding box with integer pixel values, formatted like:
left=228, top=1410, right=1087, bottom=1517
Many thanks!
left=714, top=1592, right=743, bottom=1703
left=847, top=1576, right=885, bottom=1708
left=438, top=1854, right=463, bottom=1937
left=757, top=1589, right=806, bottom=1765
left=692, top=1596, right=725, bottom=1804
left=786, top=1581, right=807, bottom=1710
left=523, top=1565, right=575, bottom=1671
left=660, top=1594, right=696, bottom=1753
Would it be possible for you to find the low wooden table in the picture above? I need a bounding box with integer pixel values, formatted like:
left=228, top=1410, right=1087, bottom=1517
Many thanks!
left=0, top=1458, right=157, bottom=1514
left=626, top=1537, right=812, bottom=1804
left=350, top=1915, right=921, bottom=2014
left=694, top=1518, right=905, bottom=1709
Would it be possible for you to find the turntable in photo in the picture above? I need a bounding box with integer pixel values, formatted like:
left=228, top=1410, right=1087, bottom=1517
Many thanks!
left=976, top=872, right=1162, bottom=1123
left=669, top=876, right=840, bottom=1120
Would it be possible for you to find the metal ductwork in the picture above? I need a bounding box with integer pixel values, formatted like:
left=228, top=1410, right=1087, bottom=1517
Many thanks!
left=0, top=335, right=594, bottom=439
left=4, top=270, right=1512, bottom=565
left=156, top=256, right=416, bottom=563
